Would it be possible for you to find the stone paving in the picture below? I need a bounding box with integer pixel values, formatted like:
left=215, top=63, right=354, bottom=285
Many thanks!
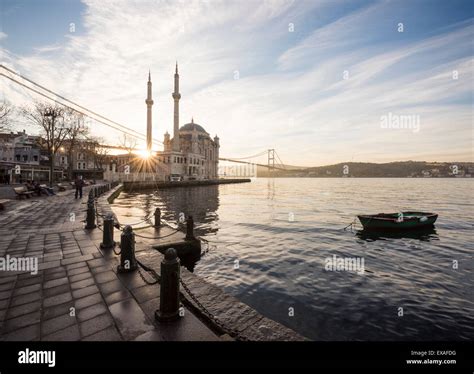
left=0, top=186, right=220, bottom=341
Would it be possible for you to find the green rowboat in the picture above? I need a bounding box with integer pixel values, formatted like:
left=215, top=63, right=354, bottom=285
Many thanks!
left=357, top=212, right=438, bottom=231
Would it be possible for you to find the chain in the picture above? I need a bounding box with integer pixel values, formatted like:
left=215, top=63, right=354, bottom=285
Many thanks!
left=137, top=265, right=159, bottom=285
left=133, top=228, right=182, bottom=240
left=179, top=277, right=248, bottom=341
left=112, top=244, right=121, bottom=256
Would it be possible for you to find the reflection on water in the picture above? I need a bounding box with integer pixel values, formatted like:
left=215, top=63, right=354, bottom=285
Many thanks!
left=356, top=227, right=439, bottom=242
left=113, top=178, right=474, bottom=341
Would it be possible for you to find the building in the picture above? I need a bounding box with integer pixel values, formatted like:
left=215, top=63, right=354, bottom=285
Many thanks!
left=0, top=131, right=48, bottom=183
left=148, top=64, right=220, bottom=181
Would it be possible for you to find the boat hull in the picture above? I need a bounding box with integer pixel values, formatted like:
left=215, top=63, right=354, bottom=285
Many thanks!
left=357, top=212, right=438, bottom=231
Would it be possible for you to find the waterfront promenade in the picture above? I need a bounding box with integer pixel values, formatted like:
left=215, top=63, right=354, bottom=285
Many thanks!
left=0, top=184, right=304, bottom=341
left=0, top=186, right=219, bottom=341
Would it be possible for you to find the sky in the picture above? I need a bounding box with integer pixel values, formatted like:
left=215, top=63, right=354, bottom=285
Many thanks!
left=0, top=0, right=473, bottom=166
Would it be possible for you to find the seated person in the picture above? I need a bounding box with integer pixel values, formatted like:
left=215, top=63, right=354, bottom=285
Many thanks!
left=40, top=184, right=55, bottom=196
left=32, top=181, right=42, bottom=196
left=25, top=180, right=35, bottom=191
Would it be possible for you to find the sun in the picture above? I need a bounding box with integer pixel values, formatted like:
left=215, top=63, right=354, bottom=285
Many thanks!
left=136, top=149, right=152, bottom=159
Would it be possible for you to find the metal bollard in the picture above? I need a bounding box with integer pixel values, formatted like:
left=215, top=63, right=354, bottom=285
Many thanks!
left=155, top=248, right=181, bottom=322
left=117, top=225, right=137, bottom=273
left=85, top=200, right=96, bottom=229
left=100, top=213, right=115, bottom=249
left=185, top=215, right=195, bottom=241
left=154, top=208, right=161, bottom=227
left=88, top=189, right=94, bottom=202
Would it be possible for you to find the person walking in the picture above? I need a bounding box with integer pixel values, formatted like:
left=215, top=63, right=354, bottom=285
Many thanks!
left=74, top=175, right=84, bottom=199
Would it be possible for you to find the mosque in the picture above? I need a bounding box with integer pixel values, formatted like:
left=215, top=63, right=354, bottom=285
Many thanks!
left=145, top=64, right=220, bottom=181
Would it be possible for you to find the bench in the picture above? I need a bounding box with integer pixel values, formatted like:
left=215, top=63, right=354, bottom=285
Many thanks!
left=14, top=186, right=35, bottom=199
left=0, top=199, right=10, bottom=211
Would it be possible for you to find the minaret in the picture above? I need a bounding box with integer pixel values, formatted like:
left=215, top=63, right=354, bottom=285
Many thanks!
left=145, top=70, right=154, bottom=153
left=172, top=62, right=181, bottom=152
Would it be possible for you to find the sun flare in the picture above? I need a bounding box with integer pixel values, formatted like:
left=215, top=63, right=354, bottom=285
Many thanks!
left=136, top=149, right=152, bottom=160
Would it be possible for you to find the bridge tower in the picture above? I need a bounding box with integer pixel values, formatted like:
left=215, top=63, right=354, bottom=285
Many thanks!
left=268, top=149, right=275, bottom=177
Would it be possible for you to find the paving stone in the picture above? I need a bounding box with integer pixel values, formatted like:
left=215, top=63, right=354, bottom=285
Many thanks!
left=38, top=260, right=60, bottom=271
left=43, top=277, right=68, bottom=289
left=108, top=299, right=154, bottom=340
left=66, top=262, right=88, bottom=271
left=63, top=252, right=83, bottom=259
left=104, top=289, right=132, bottom=306
left=71, top=277, right=97, bottom=293
left=77, top=302, right=108, bottom=322
left=72, top=284, right=99, bottom=299
left=97, top=279, right=124, bottom=295
left=42, top=302, right=75, bottom=321
left=67, top=266, right=89, bottom=276
left=79, top=313, right=114, bottom=338
left=0, top=275, right=17, bottom=285
left=4, top=311, right=40, bottom=333
left=0, top=298, right=10, bottom=310
left=79, top=246, right=97, bottom=255
left=43, top=270, right=67, bottom=282
left=43, top=292, right=72, bottom=308
left=138, top=297, right=160, bottom=322
left=87, top=258, right=108, bottom=268
left=10, top=292, right=41, bottom=307
left=90, top=265, right=110, bottom=274
left=61, top=254, right=93, bottom=266
left=15, top=275, right=42, bottom=288
left=82, top=326, right=122, bottom=341
left=6, top=300, right=41, bottom=319
left=4, top=323, right=40, bottom=341
left=69, top=271, right=92, bottom=284
left=130, top=285, right=159, bottom=304
left=116, top=272, right=147, bottom=290
left=0, top=308, right=7, bottom=322
left=94, top=271, right=116, bottom=284
left=13, top=283, right=41, bottom=297
left=74, top=293, right=103, bottom=310
left=42, top=254, right=62, bottom=262
left=0, top=290, right=12, bottom=300
left=43, top=284, right=70, bottom=298
left=42, top=313, right=76, bottom=336
left=0, top=281, right=15, bottom=291
left=42, top=323, right=80, bottom=341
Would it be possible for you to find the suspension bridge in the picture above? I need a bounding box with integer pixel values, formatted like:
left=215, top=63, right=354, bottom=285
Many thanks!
left=0, top=64, right=287, bottom=177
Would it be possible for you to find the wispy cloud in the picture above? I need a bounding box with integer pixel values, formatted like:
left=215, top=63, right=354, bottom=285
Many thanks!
left=0, top=0, right=472, bottom=166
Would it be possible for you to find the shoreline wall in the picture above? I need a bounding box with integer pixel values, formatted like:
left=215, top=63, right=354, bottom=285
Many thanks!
left=122, top=178, right=251, bottom=192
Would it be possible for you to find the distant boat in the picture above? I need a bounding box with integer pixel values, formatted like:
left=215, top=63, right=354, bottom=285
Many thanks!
left=357, top=212, right=438, bottom=230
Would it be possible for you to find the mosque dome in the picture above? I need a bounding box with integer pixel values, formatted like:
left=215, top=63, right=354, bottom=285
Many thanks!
left=179, top=118, right=208, bottom=134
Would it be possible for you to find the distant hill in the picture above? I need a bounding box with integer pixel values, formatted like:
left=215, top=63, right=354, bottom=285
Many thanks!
left=256, top=161, right=474, bottom=178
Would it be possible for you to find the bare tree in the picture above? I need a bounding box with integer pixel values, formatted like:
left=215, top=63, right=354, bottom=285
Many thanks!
left=21, top=101, right=71, bottom=186
left=63, top=111, right=89, bottom=180
left=118, top=133, right=138, bottom=155
left=87, top=137, right=109, bottom=182
left=0, top=100, right=13, bottom=131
